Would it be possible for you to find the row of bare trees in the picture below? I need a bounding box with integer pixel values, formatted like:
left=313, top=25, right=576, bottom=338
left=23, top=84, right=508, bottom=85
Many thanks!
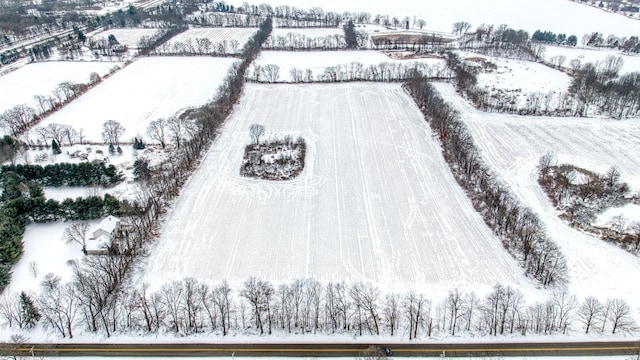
left=0, top=72, right=105, bottom=141
left=247, top=62, right=453, bottom=83
left=405, top=76, right=568, bottom=286
left=2, top=276, right=635, bottom=338
left=152, top=38, right=241, bottom=56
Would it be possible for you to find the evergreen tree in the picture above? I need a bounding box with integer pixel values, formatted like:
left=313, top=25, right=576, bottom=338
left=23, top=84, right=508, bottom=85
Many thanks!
left=133, top=137, right=145, bottom=150
left=19, top=291, right=41, bottom=329
left=51, top=139, right=61, bottom=155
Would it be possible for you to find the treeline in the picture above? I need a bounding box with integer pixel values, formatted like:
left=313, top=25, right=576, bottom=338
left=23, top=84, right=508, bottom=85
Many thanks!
left=405, top=76, right=568, bottom=286
left=137, top=26, right=188, bottom=56
left=460, top=24, right=544, bottom=62
left=187, top=12, right=265, bottom=28
left=247, top=62, right=452, bottom=83
left=1, top=163, right=122, bottom=187
left=3, top=275, right=635, bottom=338
left=570, top=58, right=640, bottom=118
left=263, top=32, right=346, bottom=50
left=151, top=37, right=242, bottom=56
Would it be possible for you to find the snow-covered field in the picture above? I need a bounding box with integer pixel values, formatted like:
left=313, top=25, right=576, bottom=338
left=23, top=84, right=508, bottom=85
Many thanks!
left=253, top=50, right=448, bottom=81
left=270, top=28, right=344, bottom=37
left=544, top=45, right=640, bottom=74
left=471, top=55, right=572, bottom=107
left=33, top=57, right=238, bottom=143
left=160, top=28, right=258, bottom=54
left=226, top=0, right=640, bottom=37
left=140, top=83, right=533, bottom=298
left=0, top=61, right=121, bottom=114
left=433, top=82, right=640, bottom=316
left=91, top=28, right=163, bottom=48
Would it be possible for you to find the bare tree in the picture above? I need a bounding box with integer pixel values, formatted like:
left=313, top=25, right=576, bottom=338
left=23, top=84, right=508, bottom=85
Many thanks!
left=383, top=293, right=400, bottom=336
left=147, top=118, right=168, bottom=149
left=249, top=124, right=265, bottom=145
left=0, top=104, right=35, bottom=137
left=101, top=120, right=125, bottom=146
left=37, top=273, right=78, bottom=338
left=607, top=298, right=635, bottom=334
left=241, top=277, right=273, bottom=334
left=576, top=296, right=603, bottom=334
left=63, top=221, right=90, bottom=254
left=167, top=117, right=185, bottom=149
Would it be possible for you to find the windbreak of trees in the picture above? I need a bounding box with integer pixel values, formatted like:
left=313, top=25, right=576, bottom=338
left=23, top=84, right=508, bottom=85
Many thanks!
left=405, top=76, right=568, bottom=287
left=2, top=274, right=636, bottom=338
left=263, top=32, right=346, bottom=50
left=1, top=163, right=122, bottom=187
left=247, top=61, right=452, bottom=83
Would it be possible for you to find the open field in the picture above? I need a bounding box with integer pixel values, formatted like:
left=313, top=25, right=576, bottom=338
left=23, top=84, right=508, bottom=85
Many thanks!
left=159, top=28, right=258, bottom=54
left=253, top=50, right=448, bottom=81
left=0, top=61, right=121, bottom=114
left=33, top=57, right=238, bottom=143
left=468, top=54, right=572, bottom=108
left=140, top=83, right=532, bottom=296
left=544, top=45, right=640, bottom=74
left=433, top=82, right=640, bottom=315
left=226, top=0, right=640, bottom=37
left=90, top=28, right=163, bottom=48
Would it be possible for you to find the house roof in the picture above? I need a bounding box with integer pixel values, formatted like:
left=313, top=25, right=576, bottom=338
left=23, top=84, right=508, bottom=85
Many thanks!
left=96, top=215, right=120, bottom=234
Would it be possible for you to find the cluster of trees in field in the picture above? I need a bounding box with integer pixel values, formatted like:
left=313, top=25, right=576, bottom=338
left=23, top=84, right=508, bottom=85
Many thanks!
left=1, top=163, right=122, bottom=187
left=405, top=77, right=568, bottom=287
left=240, top=127, right=306, bottom=181
left=247, top=62, right=452, bottom=83
left=538, top=159, right=639, bottom=253
left=2, top=274, right=636, bottom=338
left=152, top=37, right=242, bottom=56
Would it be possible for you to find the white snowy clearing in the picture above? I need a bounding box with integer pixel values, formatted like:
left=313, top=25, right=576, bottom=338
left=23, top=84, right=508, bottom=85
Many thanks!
left=544, top=45, right=640, bottom=74
left=90, top=28, right=163, bottom=49
left=470, top=55, right=572, bottom=107
left=224, top=0, right=640, bottom=37
left=32, top=57, right=238, bottom=143
left=0, top=61, right=121, bottom=114
left=160, top=28, right=258, bottom=54
left=433, top=82, right=640, bottom=316
left=253, top=50, right=447, bottom=82
left=140, top=83, right=533, bottom=298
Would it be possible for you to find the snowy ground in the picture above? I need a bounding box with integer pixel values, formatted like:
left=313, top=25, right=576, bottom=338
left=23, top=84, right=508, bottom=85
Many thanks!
left=225, top=0, right=640, bottom=37
left=544, top=45, right=640, bottom=74
left=140, top=83, right=534, bottom=299
left=32, top=57, right=238, bottom=143
left=253, top=50, right=447, bottom=81
left=269, top=28, right=345, bottom=37
left=469, top=55, right=572, bottom=108
left=90, top=28, right=163, bottom=49
left=433, top=82, right=640, bottom=318
left=160, top=28, right=258, bottom=54
left=0, top=61, right=122, bottom=114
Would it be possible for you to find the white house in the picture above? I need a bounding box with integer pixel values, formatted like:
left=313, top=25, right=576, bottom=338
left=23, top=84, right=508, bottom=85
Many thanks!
left=86, top=216, right=120, bottom=255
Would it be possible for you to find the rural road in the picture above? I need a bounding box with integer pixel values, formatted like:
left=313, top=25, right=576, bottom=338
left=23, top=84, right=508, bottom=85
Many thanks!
left=1, top=341, right=640, bottom=357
